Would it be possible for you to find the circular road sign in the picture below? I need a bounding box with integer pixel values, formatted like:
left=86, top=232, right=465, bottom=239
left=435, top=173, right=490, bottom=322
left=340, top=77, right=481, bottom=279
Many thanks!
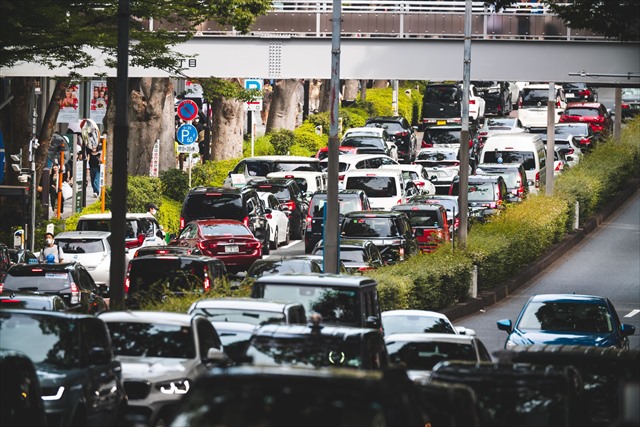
left=177, top=99, right=199, bottom=122
left=177, top=124, right=199, bottom=145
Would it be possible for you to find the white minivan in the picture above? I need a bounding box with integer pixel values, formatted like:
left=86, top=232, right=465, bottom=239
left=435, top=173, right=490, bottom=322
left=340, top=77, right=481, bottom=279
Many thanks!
left=479, top=133, right=547, bottom=194
left=342, top=168, right=419, bottom=210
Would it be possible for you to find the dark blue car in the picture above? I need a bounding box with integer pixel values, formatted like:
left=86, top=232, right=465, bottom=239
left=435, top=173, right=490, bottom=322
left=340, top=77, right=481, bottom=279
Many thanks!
left=497, top=294, right=635, bottom=349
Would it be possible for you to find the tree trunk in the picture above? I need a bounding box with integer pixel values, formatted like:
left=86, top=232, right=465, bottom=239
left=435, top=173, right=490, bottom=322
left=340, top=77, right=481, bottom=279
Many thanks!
left=372, top=80, right=389, bottom=89
left=35, top=79, right=67, bottom=185
left=3, top=78, right=33, bottom=185
left=210, top=79, right=244, bottom=160
left=318, top=79, right=332, bottom=112
left=266, top=79, right=302, bottom=132
left=342, top=79, right=359, bottom=105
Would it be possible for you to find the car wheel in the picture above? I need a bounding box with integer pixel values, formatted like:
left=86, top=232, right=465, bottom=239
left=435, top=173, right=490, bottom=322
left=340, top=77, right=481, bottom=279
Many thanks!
left=262, top=226, right=271, bottom=255
left=293, top=217, right=303, bottom=240
left=270, top=227, right=278, bottom=250
left=283, top=223, right=290, bottom=246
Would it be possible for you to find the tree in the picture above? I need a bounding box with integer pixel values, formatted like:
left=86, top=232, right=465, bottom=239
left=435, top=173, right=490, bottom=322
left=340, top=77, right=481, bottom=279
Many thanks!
left=266, top=80, right=304, bottom=132
left=485, top=1, right=640, bottom=41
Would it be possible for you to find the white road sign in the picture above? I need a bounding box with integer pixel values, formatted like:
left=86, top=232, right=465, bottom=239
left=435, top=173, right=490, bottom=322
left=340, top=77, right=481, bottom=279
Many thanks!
left=176, top=143, right=199, bottom=153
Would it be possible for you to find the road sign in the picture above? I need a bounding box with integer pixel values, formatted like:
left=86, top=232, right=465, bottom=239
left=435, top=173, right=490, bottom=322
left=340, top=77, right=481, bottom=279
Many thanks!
left=244, top=99, right=263, bottom=112
left=176, top=143, right=199, bottom=153
left=245, top=79, right=262, bottom=91
left=177, top=124, right=198, bottom=145
left=177, top=99, right=199, bottom=121
left=244, top=79, right=263, bottom=111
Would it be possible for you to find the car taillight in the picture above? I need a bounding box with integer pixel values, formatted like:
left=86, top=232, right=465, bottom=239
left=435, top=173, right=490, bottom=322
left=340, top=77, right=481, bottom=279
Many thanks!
left=415, top=181, right=425, bottom=187
left=203, top=266, right=210, bottom=291
left=567, top=148, right=574, bottom=155
left=454, top=217, right=460, bottom=229
left=556, top=100, right=561, bottom=108
left=198, top=241, right=218, bottom=251
left=399, top=247, right=405, bottom=260
left=559, top=116, right=567, bottom=123
left=265, top=213, right=273, bottom=219
left=70, top=283, right=79, bottom=305
left=518, top=98, right=522, bottom=109
left=594, top=116, right=605, bottom=123
left=124, top=263, right=131, bottom=294
left=469, top=99, right=476, bottom=105
left=578, top=137, right=591, bottom=146
left=358, top=266, right=374, bottom=272
left=339, top=174, right=345, bottom=181
left=0, top=283, right=3, bottom=294
left=397, top=199, right=402, bottom=205
left=421, top=141, right=433, bottom=148
left=555, top=162, right=563, bottom=172
left=535, top=171, right=540, bottom=188
left=180, top=217, right=185, bottom=229
left=243, top=216, right=250, bottom=227
left=306, top=215, right=313, bottom=231
left=621, top=103, right=630, bottom=109
left=246, top=240, right=262, bottom=255
left=396, top=131, right=408, bottom=137
left=578, top=89, right=591, bottom=98
left=283, top=201, right=296, bottom=211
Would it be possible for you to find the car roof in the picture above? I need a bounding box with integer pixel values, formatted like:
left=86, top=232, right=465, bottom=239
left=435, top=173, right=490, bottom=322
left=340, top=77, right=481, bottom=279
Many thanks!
left=315, top=239, right=373, bottom=249
left=243, top=156, right=320, bottom=162
left=366, top=115, right=406, bottom=122
left=267, top=171, right=324, bottom=178
left=131, top=254, right=223, bottom=263
left=565, top=102, right=603, bottom=108
left=250, top=178, right=296, bottom=186
left=6, top=262, right=77, bottom=273
left=252, top=323, right=380, bottom=338
left=529, top=294, right=607, bottom=304
left=188, top=186, right=244, bottom=194
left=417, top=146, right=459, bottom=153
left=344, top=127, right=386, bottom=134
left=0, top=308, right=92, bottom=320
left=255, top=273, right=377, bottom=288
left=205, top=364, right=387, bottom=382
left=321, top=154, right=394, bottom=163
left=342, top=168, right=403, bottom=177
left=78, top=212, right=155, bottom=220
left=192, top=298, right=301, bottom=311
left=384, top=333, right=475, bottom=344
left=380, top=164, right=424, bottom=172
left=477, top=163, right=523, bottom=169
left=483, top=133, right=541, bottom=142
left=55, top=230, right=111, bottom=239
left=344, top=210, right=406, bottom=218
left=382, top=309, right=450, bottom=319
left=392, top=203, right=444, bottom=212
left=99, top=310, right=196, bottom=325
left=190, top=219, right=247, bottom=226
left=523, top=84, right=562, bottom=90
left=311, top=189, right=365, bottom=196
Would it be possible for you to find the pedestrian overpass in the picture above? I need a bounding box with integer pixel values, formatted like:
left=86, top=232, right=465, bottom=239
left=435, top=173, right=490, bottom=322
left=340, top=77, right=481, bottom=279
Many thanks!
left=2, top=1, right=639, bottom=85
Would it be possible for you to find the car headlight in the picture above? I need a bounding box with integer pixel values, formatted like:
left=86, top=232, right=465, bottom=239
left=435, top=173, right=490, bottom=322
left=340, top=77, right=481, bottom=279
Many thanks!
left=156, top=379, right=190, bottom=395
left=42, top=386, right=65, bottom=401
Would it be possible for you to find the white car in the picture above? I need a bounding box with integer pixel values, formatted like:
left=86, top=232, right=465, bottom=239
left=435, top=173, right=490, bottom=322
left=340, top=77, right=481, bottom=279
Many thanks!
left=381, top=309, right=475, bottom=336
left=414, top=147, right=471, bottom=193
left=477, top=117, right=526, bottom=146
left=257, top=191, right=290, bottom=249
left=266, top=170, right=326, bottom=197
left=517, top=83, right=567, bottom=129
left=342, top=127, right=399, bottom=161
left=320, top=153, right=399, bottom=187
left=380, top=163, right=437, bottom=195
left=468, top=83, right=487, bottom=123
left=342, top=168, right=417, bottom=210
left=54, top=230, right=113, bottom=288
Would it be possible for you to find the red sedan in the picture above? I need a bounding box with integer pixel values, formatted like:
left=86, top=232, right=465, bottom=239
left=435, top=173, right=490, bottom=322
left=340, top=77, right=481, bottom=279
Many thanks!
left=559, top=102, right=613, bottom=135
left=171, top=219, right=262, bottom=273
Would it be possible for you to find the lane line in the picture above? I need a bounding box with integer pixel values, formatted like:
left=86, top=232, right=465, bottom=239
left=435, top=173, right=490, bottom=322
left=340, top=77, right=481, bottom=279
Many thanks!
left=624, top=309, right=640, bottom=318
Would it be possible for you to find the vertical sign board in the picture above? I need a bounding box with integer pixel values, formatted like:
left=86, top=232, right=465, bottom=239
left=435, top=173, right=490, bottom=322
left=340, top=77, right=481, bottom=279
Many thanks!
left=244, top=79, right=263, bottom=111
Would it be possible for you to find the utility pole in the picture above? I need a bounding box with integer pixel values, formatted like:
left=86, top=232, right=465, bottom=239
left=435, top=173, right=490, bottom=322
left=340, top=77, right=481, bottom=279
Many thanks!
left=324, top=0, right=341, bottom=274
left=458, top=0, right=472, bottom=249
left=545, top=82, right=556, bottom=195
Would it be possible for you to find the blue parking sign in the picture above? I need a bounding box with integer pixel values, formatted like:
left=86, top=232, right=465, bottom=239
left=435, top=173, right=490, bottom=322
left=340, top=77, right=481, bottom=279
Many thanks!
left=177, top=124, right=198, bottom=145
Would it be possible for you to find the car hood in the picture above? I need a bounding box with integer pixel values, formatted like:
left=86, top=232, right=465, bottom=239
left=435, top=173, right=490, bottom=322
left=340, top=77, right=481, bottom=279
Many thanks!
left=513, top=329, right=620, bottom=347
left=36, top=364, right=87, bottom=388
left=117, top=356, right=199, bottom=381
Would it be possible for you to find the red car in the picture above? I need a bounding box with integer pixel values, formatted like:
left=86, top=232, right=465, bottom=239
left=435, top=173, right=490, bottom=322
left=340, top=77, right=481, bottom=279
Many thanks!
left=391, top=203, right=450, bottom=253
left=171, top=219, right=262, bottom=273
left=559, top=102, right=613, bottom=135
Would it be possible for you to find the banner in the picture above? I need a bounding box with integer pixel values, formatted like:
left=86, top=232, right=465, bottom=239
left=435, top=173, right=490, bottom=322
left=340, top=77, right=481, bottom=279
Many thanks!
left=57, top=84, right=80, bottom=124
left=89, top=81, right=108, bottom=124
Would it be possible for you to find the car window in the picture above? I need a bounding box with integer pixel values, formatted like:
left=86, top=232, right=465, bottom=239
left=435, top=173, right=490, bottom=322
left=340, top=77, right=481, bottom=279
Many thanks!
left=107, top=321, right=196, bottom=358
left=386, top=340, right=476, bottom=370
left=2, top=269, right=71, bottom=292
left=521, top=89, right=549, bottom=106
left=564, top=108, right=600, bottom=117
left=425, top=86, right=459, bottom=103
left=382, top=315, right=455, bottom=335
left=196, top=318, right=222, bottom=355
left=341, top=137, right=385, bottom=149
left=416, top=150, right=459, bottom=162
left=192, top=306, right=287, bottom=325
left=345, top=176, right=397, bottom=198
left=82, top=319, right=112, bottom=360
left=483, top=150, right=536, bottom=170
left=254, top=184, right=291, bottom=201
left=200, top=223, right=252, bottom=237
left=127, top=258, right=207, bottom=294
left=424, top=128, right=461, bottom=145
left=273, top=161, right=321, bottom=173
left=56, top=238, right=105, bottom=254
left=403, top=210, right=440, bottom=227
left=517, top=301, right=613, bottom=333
left=183, top=193, right=244, bottom=222
left=342, top=217, right=398, bottom=238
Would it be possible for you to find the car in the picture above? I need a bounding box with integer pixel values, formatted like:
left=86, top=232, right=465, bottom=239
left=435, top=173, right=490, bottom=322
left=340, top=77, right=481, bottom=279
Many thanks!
left=380, top=163, right=437, bottom=195
left=496, top=293, right=636, bottom=349
left=450, top=174, right=514, bottom=220
left=620, top=87, right=640, bottom=120
left=0, top=292, right=68, bottom=311
left=133, top=244, right=203, bottom=258
left=222, top=155, right=322, bottom=186
left=559, top=102, right=613, bottom=135
left=414, top=146, right=466, bottom=194
left=124, top=254, right=227, bottom=308
left=552, top=147, right=569, bottom=175
left=0, top=309, right=127, bottom=427
left=422, top=83, right=463, bottom=127
left=312, top=238, right=384, bottom=274
left=180, top=186, right=271, bottom=253
left=364, top=115, right=419, bottom=162
left=517, top=83, right=567, bottom=129
left=169, top=365, right=428, bottom=427
left=408, top=194, right=464, bottom=237
left=188, top=297, right=307, bottom=326
left=247, top=178, right=307, bottom=240
left=243, top=316, right=390, bottom=370
left=75, top=212, right=165, bottom=256
left=320, top=153, right=399, bottom=183
left=251, top=273, right=382, bottom=329
left=562, top=82, right=598, bottom=102
left=305, top=189, right=372, bottom=253
left=266, top=170, right=327, bottom=196
left=257, top=191, right=290, bottom=249
left=98, top=311, right=229, bottom=427
left=171, top=219, right=263, bottom=273
left=475, top=162, right=530, bottom=201
left=467, top=83, right=487, bottom=124
left=315, top=145, right=360, bottom=160
left=391, top=202, right=451, bottom=253
left=0, top=350, right=48, bottom=427
left=381, top=309, right=475, bottom=336
left=7, top=247, right=37, bottom=266
left=553, top=122, right=602, bottom=150
left=342, top=168, right=419, bottom=210
left=342, top=126, right=399, bottom=161
left=340, top=211, right=420, bottom=264
left=289, top=254, right=349, bottom=275
left=476, top=117, right=526, bottom=148
left=0, top=262, right=109, bottom=314
left=415, top=379, right=480, bottom=427
left=246, top=256, right=322, bottom=279
left=473, top=81, right=512, bottom=116
left=340, top=134, right=395, bottom=159
left=420, top=124, right=477, bottom=150
left=54, top=230, right=113, bottom=288
left=385, top=333, right=492, bottom=382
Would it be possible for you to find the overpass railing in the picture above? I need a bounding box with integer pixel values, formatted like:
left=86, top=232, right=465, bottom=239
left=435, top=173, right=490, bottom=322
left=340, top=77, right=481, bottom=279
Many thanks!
left=147, top=1, right=605, bottom=41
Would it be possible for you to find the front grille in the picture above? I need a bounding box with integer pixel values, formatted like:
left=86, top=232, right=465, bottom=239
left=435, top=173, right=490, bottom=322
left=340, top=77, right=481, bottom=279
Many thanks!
left=124, top=380, right=151, bottom=400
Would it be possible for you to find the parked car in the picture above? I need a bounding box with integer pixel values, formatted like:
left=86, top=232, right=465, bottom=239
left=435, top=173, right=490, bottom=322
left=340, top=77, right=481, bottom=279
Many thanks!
left=251, top=273, right=382, bottom=329
left=559, top=102, right=613, bottom=135
left=54, top=230, right=113, bottom=288
left=0, top=309, right=127, bottom=427
left=246, top=256, right=322, bottom=279
left=0, top=292, right=68, bottom=311
left=408, top=194, right=463, bottom=237
left=0, top=349, right=48, bottom=427
left=189, top=297, right=307, bottom=326
left=342, top=126, right=399, bottom=161
left=257, top=191, right=290, bottom=249
left=312, top=238, right=384, bottom=274
left=391, top=202, right=450, bottom=253
left=342, top=168, right=418, bottom=210
left=209, top=321, right=256, bottom=364
left=341, top=211, right=419, bottom=264
left=385, top=333, right=492, bottom=381
left=414, top=146, right=465, bottom=194
left=320, top=153, right=399, bottom=183
left=222, top=155, right=322, bottom=186
left=380, top=163, right=437, bottom=195
left=180, top=186, right=270, bottom=253
left=266, top=170, right=327, bottom=196
left=247, top=178, right=308, bottom=240
left=497, top=293, right=636, bottom=349
left=422, top=83, right=463, bottom=127
left=562, top=82, right=598, bottom=102
left=289, top=254, right=349, bottom=275
left=421, top=124, right=477, bottom=152
left=305, top=189, right=372, bottom=253
left=171, top=219, right=262, bottom=273
left=553, top=122, right=601, bottom=150
left=315, top=145, right=359, bottom=160
left=475, top=162, right=530, bottom=201
left=364, top=115, right=419, bottom=162
left=381, top=309, right=475, bottom=336
left=170, top=365, right=428, bottom=427
left=473, top=81, right=512, bottom=116
left=0, top=262, right=108, bottom=314
left=98, top=311, right=229, bottom=427
left=75, top=212, right=165, bottom=256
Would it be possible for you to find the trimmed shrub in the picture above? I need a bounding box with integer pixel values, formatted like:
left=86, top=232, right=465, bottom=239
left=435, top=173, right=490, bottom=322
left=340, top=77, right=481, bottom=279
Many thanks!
left=243, top=134, right=275, bottom=157
left=157, top=196, right=182, bottom=236
left=270, top=129, right=296, bottom=155
left=293, top=122, right=329, bottom=154
left=191, top=158, right=240, bottom=188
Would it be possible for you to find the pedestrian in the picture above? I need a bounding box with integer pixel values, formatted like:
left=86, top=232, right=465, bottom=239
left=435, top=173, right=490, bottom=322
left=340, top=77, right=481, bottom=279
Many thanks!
left=261, top=81, right=273, bottom=125
left=49, top=162, right=64, bottom=214
left=147, top=203, right=159, bottom=217
left=309, top=80, right=321, bottom=113
left=38, top=232, right=65, bottom=264
left=86, top=145, right=101, bottom=197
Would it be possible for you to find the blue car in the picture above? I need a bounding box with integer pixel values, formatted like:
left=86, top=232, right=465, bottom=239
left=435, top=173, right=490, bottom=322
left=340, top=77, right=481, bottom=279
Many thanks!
left=497, top=294, right=635, bottom=349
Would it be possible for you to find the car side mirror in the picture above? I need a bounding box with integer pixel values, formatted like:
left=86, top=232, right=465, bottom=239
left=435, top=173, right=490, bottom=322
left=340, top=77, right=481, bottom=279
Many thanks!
left=365, top=316, right=381, bottom=330
left=496, top=319, right=513, bottom=333
left=97, top=284, right=110, bottom=298
left=88, top=347, right=110, bottom=365
left=206, top=347, right=231, bottom=365
left=156, top=230, right=164, bottom=239
left=621, top=323, right=636, bottom=337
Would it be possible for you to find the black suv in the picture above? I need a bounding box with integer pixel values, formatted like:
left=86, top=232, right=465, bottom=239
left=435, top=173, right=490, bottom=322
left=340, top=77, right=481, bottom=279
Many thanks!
left=305, top=189, right=372, bottom=253
left=340, top=211, right=419, bottom=264
left=365, top=115, right=418, bottom=162
left=0, top=309, right=127, bottom=427
left=247, top=178, right=308, bottom=240
left=473, top=81, right=512, bottom=116
left=180, top=186, right=271, bottom=253
left=562, top=82, right=598, bottom=102
left=422, top=83, right=462, bottom=127
left=1, top=262, right=109, bottom=314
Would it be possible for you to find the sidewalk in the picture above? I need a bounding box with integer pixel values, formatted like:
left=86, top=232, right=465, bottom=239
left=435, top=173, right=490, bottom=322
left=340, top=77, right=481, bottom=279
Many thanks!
left=51, top=188, right=100, bottom=221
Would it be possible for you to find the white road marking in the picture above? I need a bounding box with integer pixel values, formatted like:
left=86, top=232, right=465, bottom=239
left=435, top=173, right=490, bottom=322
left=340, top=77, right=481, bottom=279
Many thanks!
left=624, top=309, right=640, bottom=318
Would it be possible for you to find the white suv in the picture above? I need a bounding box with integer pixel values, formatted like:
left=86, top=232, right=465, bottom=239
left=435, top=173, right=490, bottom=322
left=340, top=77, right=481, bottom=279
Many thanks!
left=342, top=168, right=419, bottom=210
left=517, top=84, right=567, bottom=129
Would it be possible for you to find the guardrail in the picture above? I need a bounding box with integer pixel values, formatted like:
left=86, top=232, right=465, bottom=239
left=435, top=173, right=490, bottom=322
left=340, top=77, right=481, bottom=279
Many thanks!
left=146, top=1, right=605, bottom=41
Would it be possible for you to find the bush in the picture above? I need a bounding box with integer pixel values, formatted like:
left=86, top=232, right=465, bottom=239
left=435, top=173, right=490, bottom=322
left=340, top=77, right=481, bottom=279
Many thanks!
left=157, top=196, right=182, bottom=235
left=160, top=169, right=190, bottom=202
left=270, top=129, right=296, bottom=155
left=365, top=86, right=420, bottom=124
left=126, top=176, right=163, bottom=212
left=243, top=135, right=275, bottom=157
left=293, top=122, right=328, bottom=154
left=191, top=158, right=240, bottom=188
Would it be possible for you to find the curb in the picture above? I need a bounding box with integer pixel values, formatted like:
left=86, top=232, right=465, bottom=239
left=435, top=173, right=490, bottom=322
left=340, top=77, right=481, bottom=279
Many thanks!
left=441, top=180, right=640, bottom=321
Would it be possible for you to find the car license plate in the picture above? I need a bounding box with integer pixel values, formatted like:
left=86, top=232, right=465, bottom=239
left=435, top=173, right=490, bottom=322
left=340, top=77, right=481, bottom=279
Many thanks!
left=436, top=120, right=447, bottom=125
left=566, top=93, right=575, bottom=98
left=225, top=245, right=239, bottom=253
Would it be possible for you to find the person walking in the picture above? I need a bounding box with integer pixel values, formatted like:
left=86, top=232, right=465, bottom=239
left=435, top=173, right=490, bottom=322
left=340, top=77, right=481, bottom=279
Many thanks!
left=49, top=162, right=64, bottom=214
left=38, top=232, right=65, bottom=264
left=261, top=81, right=273, bottom=125
left=147, top=203, right=159, bottom=217
left=86, top=145, right=101, bottom=197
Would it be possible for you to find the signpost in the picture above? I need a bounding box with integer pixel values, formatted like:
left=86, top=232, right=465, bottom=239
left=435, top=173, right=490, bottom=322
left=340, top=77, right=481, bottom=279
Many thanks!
left=244, top=79, right=263, bottom=157
left=177, top=99, right=199, bottom=122
left=176, top=123, right=198, bottom=145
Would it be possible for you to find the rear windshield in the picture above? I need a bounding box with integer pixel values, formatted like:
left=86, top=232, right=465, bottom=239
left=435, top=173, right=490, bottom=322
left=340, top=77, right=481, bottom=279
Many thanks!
left=253, top=184, right=291, bottom=201
left=345, top=176, right=397, bottom=198
left=482, top=150, right=536, bottom=170
left=423, top=128, right=461, bottom=145
left=309, top=195, right=363, bottom=218
left=127, top=258, right=207, bottom=294
left=183, top=193, right=243, bottom=222
left=563, top=108, right=599, bottom=117
left=424, top=86, right=459, bottom=103
left=107, top=322, right=196, bottom=359
left=314, top=248, right=368, bottom=263
left=555, top=125, right=589, bottom=136
left=191, top=308, right=286, bottom=326
left=200, top=223, right=252, bottom=237
left=451, top=182, right=498, bottom=202
left=56, top=238, right=106, bottom=254
left=401, top=210, right=441, bottom=227
left=245, top=160, right=320, bottom=176
left=416, top=151, right=459, bottom=162
left=248, top=259, right=319, bottom=278
left=2, top=269, right=70, bottom=292
left=341, top=217, right=399, bottom=238
left=366, top=122, right=403, bottom=133
left=77, top=218, right=148, bottom=239
left=521, top=89, right=549, bottom=106
left=341, top=137, right=385, bottom=149
left=476, top=168, right=521, bottom=188
left=387, top=341, right=476, bottom=371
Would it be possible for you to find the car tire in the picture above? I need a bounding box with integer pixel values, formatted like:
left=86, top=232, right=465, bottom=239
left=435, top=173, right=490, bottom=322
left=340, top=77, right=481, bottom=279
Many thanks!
left=262, top=226, right=271, bottom=255
left=270, top=227, right=278, bottom=250
left=293, top=217, right=303, bottom=240
left=283, top=224, right=290, bottom=246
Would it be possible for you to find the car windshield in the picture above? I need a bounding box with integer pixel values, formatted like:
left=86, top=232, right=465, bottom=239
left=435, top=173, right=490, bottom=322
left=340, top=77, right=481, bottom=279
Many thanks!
left=482, top=150, right=536, bottom=170
left=345, top=176, right=397, bottom=198
left=564, top=108, right=600, bottom=117
left=621, top=88, right=640, bottom=101
left=342, top=217, right=398, bottom=238
left=56, top=238, right=105, bottom=254
left=261, top=285, right=361, bottom=327
left=517, top=301, right=613, bottom=333
left=106, top=322, right=196, bottom=358
left=425, top=86, right=459, bottom=103
left=247, top=334, right=363, bottom=369
left=555, top=124, right=589, bottom=136
left=341, top=137, right=385, bottom=149
left=424, top=128, right=461, bottom=145
left=2, top=269, right=70, bottom=292
left=382, top=315, right=456, bottom=335
left=254, top=184, right=291, bottom=201
left=387, top=341, right=476, bottom=370
left=0, top=312, right=79, bottom=367
left=190, top=308, right=286, bottom=326
left=200, top=223, right=252, bottom=237
left=315, top=248, right=368, bottom=263
left=309, top=196, right=362, bottom=218
left=402, top=210, right=441, bottom=227
left=183, top=193, right=243, bottom=222
left=463, top=182, right=498, bottom=202
left=248, top=260, right=317, bottom=278
left=521, top=89, right=549, bottom=106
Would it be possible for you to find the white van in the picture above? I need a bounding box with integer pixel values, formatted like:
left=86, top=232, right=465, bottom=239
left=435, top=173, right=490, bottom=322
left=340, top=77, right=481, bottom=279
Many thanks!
left=342, top=168, right=418, bottom=210
left=479, top=133, right=547, bottom=194
left=517, top=84, right=567, bottom=129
